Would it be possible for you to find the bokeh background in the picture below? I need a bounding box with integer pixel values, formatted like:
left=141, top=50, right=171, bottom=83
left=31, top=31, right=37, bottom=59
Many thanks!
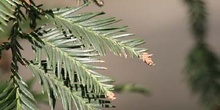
left=1, top=0, right=220, bottom=110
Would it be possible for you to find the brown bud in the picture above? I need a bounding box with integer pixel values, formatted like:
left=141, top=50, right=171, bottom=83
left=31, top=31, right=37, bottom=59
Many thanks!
left=141, top=52, right=155, bottom=66
left=106, top=91, right=116, bottom=101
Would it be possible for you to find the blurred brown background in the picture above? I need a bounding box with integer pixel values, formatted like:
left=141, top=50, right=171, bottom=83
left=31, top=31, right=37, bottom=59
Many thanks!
left=1, top=0, right=220, bottom=110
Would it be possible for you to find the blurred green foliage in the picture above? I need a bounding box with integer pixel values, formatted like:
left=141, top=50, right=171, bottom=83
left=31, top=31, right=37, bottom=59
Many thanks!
left=184, top=0, right=220, bottom=109
left=114, top=84, right=149, bottom=96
